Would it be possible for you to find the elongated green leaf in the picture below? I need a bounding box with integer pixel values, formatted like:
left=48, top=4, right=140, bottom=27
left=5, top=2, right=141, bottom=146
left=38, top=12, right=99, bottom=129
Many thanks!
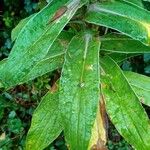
left=100, top=56, right=150, bottom=149
left=85, top=0, right=150, bottom=45
left=59, top=33, right=100, bottom=149
left=124, top=71, right=150, bottom=107
left=0, top=0, right=87, bottom=89
left=11, top=14, right=36, bottom=42
left=26, top=90, right=62, bottom=150
left=101, top=33, right=150, bottom=53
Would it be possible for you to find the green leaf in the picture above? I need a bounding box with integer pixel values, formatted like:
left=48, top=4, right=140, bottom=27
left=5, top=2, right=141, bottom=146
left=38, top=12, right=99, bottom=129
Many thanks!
left=108, top=53, right=139, bottom=64
left=0, top=0, right=87, bottom=89
left=22, top=31, right=74, bottom=83
left=11, top=13, right=36, bottom=42
left=85, top=0, right=150, bottom=45
left=101, top=33, right=150, bottom=53
left=0, top=59, right=6, bottom=66
left=124, top=71, right=150, bottom=107
left=26, top=90, right=62, bottom=150
left=59, top=33, right=100, bottom=149
left=0, top=31, right=74, bottom=88
left=0, top=41, right=63, bottom=89
left=124, top=0, right=143, bottom=7
left=0, top=59, right=7, bottom=88
left=100, top=56, right=150, bottom=149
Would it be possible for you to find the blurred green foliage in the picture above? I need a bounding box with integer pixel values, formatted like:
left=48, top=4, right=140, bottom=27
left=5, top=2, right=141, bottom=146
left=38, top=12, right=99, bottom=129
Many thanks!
left=0, top=77, right=51, bottom=149
left=0, top=0, right=38, bottom=59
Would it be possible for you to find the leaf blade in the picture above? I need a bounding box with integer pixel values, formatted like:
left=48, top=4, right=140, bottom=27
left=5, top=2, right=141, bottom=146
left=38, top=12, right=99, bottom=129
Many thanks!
left=85, top=1, right=150, bottom=45
left=26, top=90, right=62, bottom=150
left=11, top=13, right=36, bottom=42
left=124, top=71, right=150, bottom=107
left=59, top=33, right=100, bottom=149
left=101, top=33, right=150, bottom=53
left=100, top=56, right=150, bottom=149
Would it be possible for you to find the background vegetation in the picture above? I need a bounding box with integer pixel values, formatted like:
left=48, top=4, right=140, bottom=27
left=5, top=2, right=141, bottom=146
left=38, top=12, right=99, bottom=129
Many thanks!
left=0, top=0, right=150, bottom=149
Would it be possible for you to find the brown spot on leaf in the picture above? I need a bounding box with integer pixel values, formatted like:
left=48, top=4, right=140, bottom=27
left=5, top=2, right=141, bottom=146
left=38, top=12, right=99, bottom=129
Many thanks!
left=47, top=6, right=67, bottom=24
left=91, top=139, right=108, bottom=150
left=50, top=83, right=58, bottom=93
left=100, top=94, right=108, bottom=139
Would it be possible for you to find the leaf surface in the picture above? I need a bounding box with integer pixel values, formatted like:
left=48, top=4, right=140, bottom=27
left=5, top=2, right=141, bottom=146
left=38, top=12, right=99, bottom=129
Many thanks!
left=11, top=13, right=36, bottom=42
left=59, top=33, right=100, bottom=149
left=26, top=89, right=62, bottom=150
left=124, top=71, right=150, bottom=107
left=85, top=0, right=150, bottom=45
left=23, top=31, right=74, bottom=83
left=101, top=33, right=150, bottom=53
left=100, top=56, right=150, bottom=150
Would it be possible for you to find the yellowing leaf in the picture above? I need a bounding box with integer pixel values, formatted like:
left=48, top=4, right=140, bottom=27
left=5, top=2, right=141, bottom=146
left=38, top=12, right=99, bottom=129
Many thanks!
left=88, top=99, right=107, bottom=150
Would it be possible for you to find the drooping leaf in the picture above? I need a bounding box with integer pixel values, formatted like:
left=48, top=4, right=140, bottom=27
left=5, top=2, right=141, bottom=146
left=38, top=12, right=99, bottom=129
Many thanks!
left=124, top=71, right=150, bottom=107
left=26, top=88, right=62, bottom=150
left=101, top=33, right=150, bottom=53
left=85, top=0, right=150, bottom=45
left=59, top=33, right=100, bottom=149
left=100, top=56, right=150, bottom=149
left=0, top=0, right=87, bottom=89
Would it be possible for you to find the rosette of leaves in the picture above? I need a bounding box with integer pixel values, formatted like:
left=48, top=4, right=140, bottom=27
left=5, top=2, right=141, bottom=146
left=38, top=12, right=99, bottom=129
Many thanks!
left=1, top=0, right=150, bottom=149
